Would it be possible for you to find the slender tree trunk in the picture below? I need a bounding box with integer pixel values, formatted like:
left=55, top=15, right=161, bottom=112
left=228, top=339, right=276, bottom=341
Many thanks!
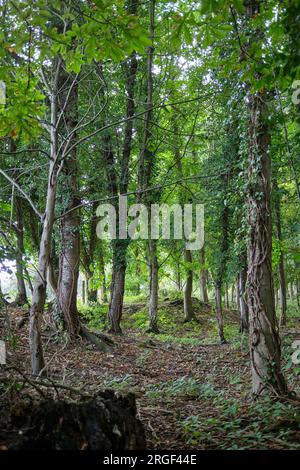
left=29, top=61, right=61, bottom=375
left=199, top=247, right=209, bottom=303
left=246, top=0, right=287, bottom=396
left=14, top=195, right=27, bottom=306
left=214, top=175, right=229, bottom=343
left=225, top=283, right=229, bottom=309
left=48, top=240, right=58, bottom=293
left=239, top=265, right=249, bottom=333
left=148, top=239, right=159, bottom=333
left=184, top=249, right=194, bottom=322
left=84, top=269, right=97, bottom=303
left=82, top=280, right=86, bottom=304
left=274, top=174, right=287, bottom=326
left=175, top=263, right=182, bottom=291
left=99, top=243, right=107, bottom=303
left=108, top=240, right=127, bottom=333
left=29, top=159, right=57, bottom=375
left=231, top=285, right=235, bottom=305
left=215, top=284, right=226, bottom=344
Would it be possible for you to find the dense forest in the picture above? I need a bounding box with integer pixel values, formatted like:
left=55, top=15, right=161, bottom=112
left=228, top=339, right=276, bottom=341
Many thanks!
left=0, top=0, right=300, bottom=455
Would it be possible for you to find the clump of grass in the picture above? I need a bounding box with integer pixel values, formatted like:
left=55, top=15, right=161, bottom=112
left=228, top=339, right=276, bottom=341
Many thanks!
left=145, top=377, right=219, bottom=400
left=181, top=396, right=300, bottom=450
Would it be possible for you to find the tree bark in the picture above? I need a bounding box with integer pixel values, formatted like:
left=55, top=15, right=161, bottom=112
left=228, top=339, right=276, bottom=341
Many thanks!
left=106, top=5, right=138, bottom=329
left=29, top=57, right=62, bottom=375
left=215, top=283, right=226, bottom=344
left=238, top=264, right=249, bottom=333
left=246, top=0, right=287, bottom=397
left=108, top=240, right=127, bottom=334
left=148, top=239, right=159, bottom=333
left=184, top=249, right=194, bottom=322
left=99, top=242, right=108, bottom=303
left=199, top=247, right=209, bottom=303
left=56, top=69, right=81, bottom=338
left=14, top=195, right=28, bottom=306
left=273, top=173, right=287, bottom=326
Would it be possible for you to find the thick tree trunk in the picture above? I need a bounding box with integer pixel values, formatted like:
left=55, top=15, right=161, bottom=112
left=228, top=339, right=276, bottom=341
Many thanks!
left=184, top=249, right=194, bottom=322
left=245, top=0, right=287, bottom=398
left=148, top=239, right=159, bottom=333
left=215, top=284, right=226, bottom=344
left=199, top=247, right=209, bottom=303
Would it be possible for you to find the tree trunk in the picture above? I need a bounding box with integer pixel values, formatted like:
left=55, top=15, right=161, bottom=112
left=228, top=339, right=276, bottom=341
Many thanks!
left=99, top=246, right=108, bottom=303
left=199, top=247, right=209, bottom=303
left=85, top=269, right=97, bottom=304
left=184, top=249, right=194, bottom=322
left=29, top=60, right=61, bottom=375
left=108, top=240, right=127, bottom=334
left=29, top=159, right=57, bottom=375
left=56, top=69, right=80, bottom=338
left=215, top=284, right=226, bottom=344
left=14, top=195, right=28, bottom=306
left=56, top=137, right=81, bottom=335
left=274, top=173, right=287, bottom=326
left=82, top=280, right=86, bottom=304
left=148, top=239, right=159, bottom=333
left=224, top=283, right=229, bottom=309
left=48, top=239, right=59, bottom=293
left=105, top=8, right=138, bottom=328
left=175, top=263, right=182, bottom=291
left=231, top=285, right=235, bottom=305
left=246, top=0, right=287, bottom=396
left=239, top=265, right=249, bottom=333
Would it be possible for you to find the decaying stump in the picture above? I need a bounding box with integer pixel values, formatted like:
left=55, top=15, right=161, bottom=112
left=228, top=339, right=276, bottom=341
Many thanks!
left=0, top=390, right=145, bottom=450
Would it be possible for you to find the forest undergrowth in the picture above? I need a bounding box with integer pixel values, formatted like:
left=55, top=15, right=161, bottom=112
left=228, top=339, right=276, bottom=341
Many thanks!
left=1, top=298, right=300, bottom=450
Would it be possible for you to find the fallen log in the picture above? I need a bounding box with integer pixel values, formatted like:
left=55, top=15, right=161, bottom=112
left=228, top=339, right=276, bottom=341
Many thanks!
left=0, top=390, right=145, bottom=450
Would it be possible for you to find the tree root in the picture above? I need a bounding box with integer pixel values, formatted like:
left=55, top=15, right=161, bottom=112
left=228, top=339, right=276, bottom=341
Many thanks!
left=80, top=324, right=114, bottom=352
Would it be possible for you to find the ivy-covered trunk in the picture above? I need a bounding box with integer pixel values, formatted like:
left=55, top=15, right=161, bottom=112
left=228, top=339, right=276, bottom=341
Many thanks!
left=56, top=72, right=80, bottom=338
left=246, top=0, right=287, bottom=397
left=56, top=164, right=80, bottom=337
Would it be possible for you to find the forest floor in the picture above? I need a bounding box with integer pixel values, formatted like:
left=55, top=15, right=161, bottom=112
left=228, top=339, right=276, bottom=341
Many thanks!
left=1, top=298, right=300, bottom=450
